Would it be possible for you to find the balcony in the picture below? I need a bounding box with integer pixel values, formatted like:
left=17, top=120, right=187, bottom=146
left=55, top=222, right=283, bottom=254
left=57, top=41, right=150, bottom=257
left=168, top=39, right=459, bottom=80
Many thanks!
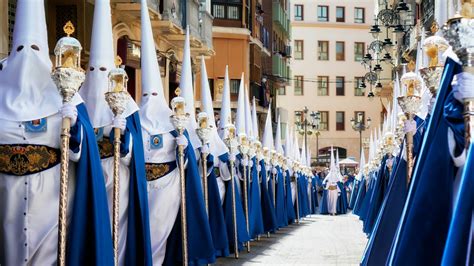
left=113, top=0, right=161, bottom=21
left=272, top=55, right=290, bottom=85
left=272, top=2, right=290, bottom=37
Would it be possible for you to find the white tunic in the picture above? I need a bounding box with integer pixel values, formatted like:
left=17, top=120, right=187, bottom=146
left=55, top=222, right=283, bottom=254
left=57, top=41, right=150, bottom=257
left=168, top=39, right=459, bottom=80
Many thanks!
left=0, top=113, right=80, bottom=266
left=100, top=125, right=132, bottom=266
left=142, top=129, right=181, bottom=265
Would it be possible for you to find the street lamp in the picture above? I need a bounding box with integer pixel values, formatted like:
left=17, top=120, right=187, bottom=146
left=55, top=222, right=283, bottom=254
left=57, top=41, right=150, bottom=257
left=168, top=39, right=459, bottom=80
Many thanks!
left=351, top=113, right=371, bottom=158
left=295, top=107, right=321, bottom=166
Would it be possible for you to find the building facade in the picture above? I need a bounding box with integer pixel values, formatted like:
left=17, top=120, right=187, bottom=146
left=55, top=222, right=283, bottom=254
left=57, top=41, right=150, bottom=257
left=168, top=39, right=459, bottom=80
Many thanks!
left=278, top=0, right=382, bottom=164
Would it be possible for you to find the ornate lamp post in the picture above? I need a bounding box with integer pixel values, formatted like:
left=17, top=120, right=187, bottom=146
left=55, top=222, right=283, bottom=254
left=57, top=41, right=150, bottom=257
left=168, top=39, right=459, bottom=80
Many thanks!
left=295, top=108, right=321, bottom=165
left=351, top=113, right=372, bottom=158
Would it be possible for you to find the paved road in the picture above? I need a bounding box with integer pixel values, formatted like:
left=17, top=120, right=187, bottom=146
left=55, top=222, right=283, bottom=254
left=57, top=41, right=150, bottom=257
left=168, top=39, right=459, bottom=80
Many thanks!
left=215, top=213, right=368, bottom=265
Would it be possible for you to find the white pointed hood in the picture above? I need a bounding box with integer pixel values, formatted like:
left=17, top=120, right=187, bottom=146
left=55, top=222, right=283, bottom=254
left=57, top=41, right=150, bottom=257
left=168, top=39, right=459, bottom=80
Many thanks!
left=323, top=146, right=342, bottom=183
left=139, top=0, right=174, bottom=134
left=356, top=149, right=366, bottom=181
left=0, top=0, right=66, bottom=121
left=179, top=26, right=201, bottom=149
left=244, top=86, right=254, bottom=139
left=235, top=73, right=246, bottom=137
left=275, top=115, right=284, bottom=154
left=293, top=133, right=300, bottom=162
left=200, top=56, right=228, bottom=157
left=262, top=104, right=274, bottom=150
left=218, top=66, right=232, bottom=139
left=300, top=139, right=307, bottom=167
left=80, top=0, right=138, bottom=128
left=284, top=125, right=292, bottom=158
left=251, top=97, right=259, bottom=140
left=307, top=148, right=312, bottom=167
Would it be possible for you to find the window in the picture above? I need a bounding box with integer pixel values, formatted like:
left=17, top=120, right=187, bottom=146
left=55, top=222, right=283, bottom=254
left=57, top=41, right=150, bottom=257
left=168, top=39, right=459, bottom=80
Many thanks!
left=230, top=79, right=240, bottom=95
left=212, top=2, right=242, bottom=20
left=354, top=42, right=365, bottom=62
left=317, top=5, right=328, bottom=22
left=319, top=111, right=329, bottom=130
left=294, top=40, right=304, bottom=60
left=278, top=87, right=286, bottom=95
left=317, top=76, right=329, bottom=96
left=336, top=76, right=345, bottom=96
left=318, top=41, right=329, bottom=60
left=336, top=41, right=345, bottom=61
left=294, top=75, right=304, bottom=95
left=336, top=112, right=345, bottom=131
left=354, top=77, right=365, bottom=96
left=294, top=5, right=303, bottom=21
left=336, top=6, right=345, bottom=22
left=354, top=7, right=365, bottom=23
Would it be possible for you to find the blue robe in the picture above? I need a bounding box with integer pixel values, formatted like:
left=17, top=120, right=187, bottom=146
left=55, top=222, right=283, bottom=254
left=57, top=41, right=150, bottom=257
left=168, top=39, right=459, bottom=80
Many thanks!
left=320, top=189, right=329, bottom=215
left=310, top=176, right=319, bottom=214
left=247, top=158, right=264, bottom=238
left=67, top=103, right=114, bottom=266
left=362, top=118, right=425, bottom=265
left=258, top=159, right=278, bottom=233
left=110, top=112, right=152, bottom=265
left=205, top=153, right=230, bottom=257
left=221, top=155, right=250, bottom=253
left=388, top=58, right=462, bottom=265
left=349, top=179, right=360, bottom=209
left=442, top=142, right=474, bottom=265
left=336, top=182, right=348, bottom=215
left=275, top=166, right=288, bottom=228
left=163, top=131, right=215, bottom=265
left=362, top=156, right=388, bottom=234
left=358, top=175, right=376, bottom=221
left=285, top=170, right=296, bottom=223
left=353, top=178, right=366, bottom=216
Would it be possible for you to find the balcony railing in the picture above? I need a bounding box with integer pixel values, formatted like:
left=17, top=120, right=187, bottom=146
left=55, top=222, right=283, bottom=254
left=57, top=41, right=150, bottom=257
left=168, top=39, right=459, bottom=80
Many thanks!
left=272, top=55, right=290, bottom=84
left=272, top=2, right=290, bottom=37
left=199, top=9, right=213, bottom=49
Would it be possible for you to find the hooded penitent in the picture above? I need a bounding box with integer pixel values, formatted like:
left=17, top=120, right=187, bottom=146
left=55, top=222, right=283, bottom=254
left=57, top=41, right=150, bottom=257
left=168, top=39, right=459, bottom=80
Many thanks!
left=79, top=0, right=138, bottom=128
left=0, top=1, right=113, bottom=265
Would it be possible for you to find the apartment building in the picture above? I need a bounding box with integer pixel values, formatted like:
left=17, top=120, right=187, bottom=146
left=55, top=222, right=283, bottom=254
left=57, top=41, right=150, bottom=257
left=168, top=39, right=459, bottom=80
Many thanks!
left=278, top=0, right=383, bottom=164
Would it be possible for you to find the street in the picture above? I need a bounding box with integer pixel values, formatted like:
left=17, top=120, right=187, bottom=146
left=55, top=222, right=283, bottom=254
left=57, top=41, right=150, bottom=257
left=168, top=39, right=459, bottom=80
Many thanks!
left=216, top=213, right=368, bottom=265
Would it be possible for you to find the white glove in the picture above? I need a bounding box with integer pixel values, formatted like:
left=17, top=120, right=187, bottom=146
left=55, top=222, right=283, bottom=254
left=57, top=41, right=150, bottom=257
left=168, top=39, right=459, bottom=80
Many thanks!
left=201, top=144, right=210, bottom=154
left=249, top=160, right=254, bottom=168
left=404, top=120, right=417, bottom=134
left=230, top=153, right=236, bottom=162
left=241, top=158, right=249, bottom=166
left=176, top=134, right=188, bottom=148
left=257, top=165, right=262, bottom=172
left=272, top=167, right=278, bottom=175
left=265, top=165, right=271, bottom=172
left=113, top=116, right=127, bottom=133
left=60, top=103, right=78, bottom=126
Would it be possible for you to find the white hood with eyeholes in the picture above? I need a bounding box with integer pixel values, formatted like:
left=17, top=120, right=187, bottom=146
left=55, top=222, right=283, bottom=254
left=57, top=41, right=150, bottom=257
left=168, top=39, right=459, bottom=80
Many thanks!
left=79, top=0, right=138, bottom=128
left=0, top=0, right=82, bottom=122
left=138, top=0, right=174, bottom=135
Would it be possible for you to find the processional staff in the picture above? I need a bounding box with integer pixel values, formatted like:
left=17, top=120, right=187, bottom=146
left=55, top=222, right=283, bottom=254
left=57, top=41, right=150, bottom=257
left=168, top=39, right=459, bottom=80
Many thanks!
left=104, top=56, right=130, bottom=266
left=224, top=123, right=240, bottom=258
left=196, top=112, right=212, bottom=214
left=170, top=88, right=190, bottom=265
left=51, top=21, right=85, bottom=266
left=238, top=134, right=251, bottom=252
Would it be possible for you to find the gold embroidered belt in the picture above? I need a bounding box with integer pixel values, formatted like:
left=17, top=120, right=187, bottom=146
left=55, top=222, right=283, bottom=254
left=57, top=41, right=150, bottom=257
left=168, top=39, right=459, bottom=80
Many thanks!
left=328, top=185, right=337, bottom=191
left=97, top=137, right=114, bottom=159
left=145, top=162, right=177, bottom=182
left=0, top=144, right=60, bottom=176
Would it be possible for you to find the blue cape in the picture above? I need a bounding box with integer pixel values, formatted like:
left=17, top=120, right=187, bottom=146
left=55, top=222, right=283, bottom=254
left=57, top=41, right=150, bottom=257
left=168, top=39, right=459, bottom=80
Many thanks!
left=67, top=103, right=114, bottom=266
left=163, top=131, right=215, bottom=265
left=275, top=166, right=288, bottom=228
left=352, top=178, right=366, bottom=216
left=247, top=158, right=264, bottom=238
left=442, top=141, right=474, bottom=265
left=205, top=153, right=230, bottom=257
left=285, top=170, right=296, bottom=223
left=258, top=159, right=278, bottom=233
left=222, top=156, right=251, bottom=252
left=388, top=58, right=461, bottom=265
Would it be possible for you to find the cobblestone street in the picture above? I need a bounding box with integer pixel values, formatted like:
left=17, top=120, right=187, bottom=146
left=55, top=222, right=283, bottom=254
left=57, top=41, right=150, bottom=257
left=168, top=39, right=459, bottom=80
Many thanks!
left=216, top=213, right=368, bottom=265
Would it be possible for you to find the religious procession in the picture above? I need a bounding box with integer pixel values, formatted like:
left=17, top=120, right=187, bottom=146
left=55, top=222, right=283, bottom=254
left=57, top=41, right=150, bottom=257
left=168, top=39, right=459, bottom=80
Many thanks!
left=0, top=0, right=473, bottom=265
